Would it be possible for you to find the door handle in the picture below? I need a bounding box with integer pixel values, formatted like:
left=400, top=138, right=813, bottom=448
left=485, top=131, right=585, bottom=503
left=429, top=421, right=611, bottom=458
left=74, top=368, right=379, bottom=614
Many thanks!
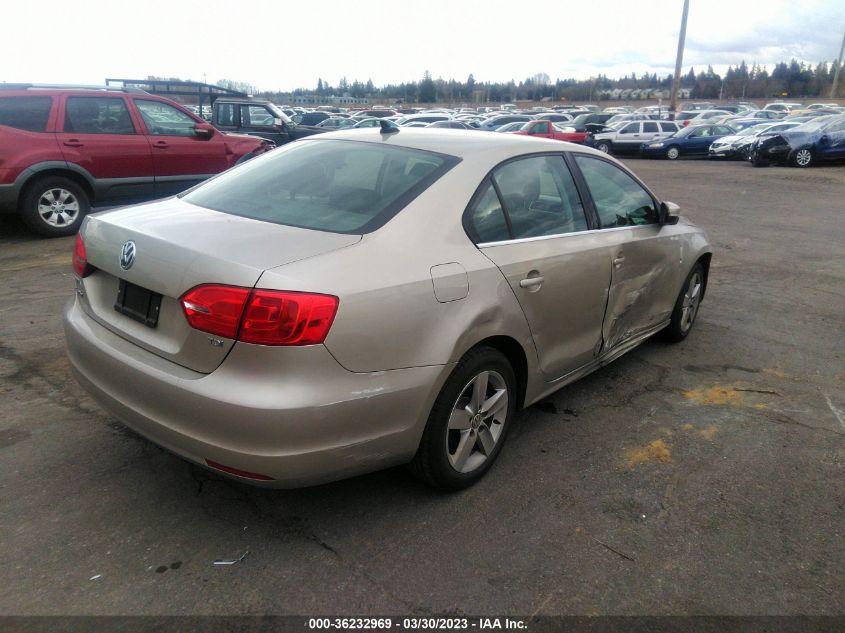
left=613, top=256, right=625, bottom=268
left=63, top=140, right=83, bottom=148
left=152, top=141, right=169, bottom=149
left=519, top=275, right=545, bottom=289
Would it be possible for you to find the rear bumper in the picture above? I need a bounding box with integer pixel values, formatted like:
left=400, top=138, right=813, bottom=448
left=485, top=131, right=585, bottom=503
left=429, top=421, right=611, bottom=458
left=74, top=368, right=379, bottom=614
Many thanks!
left=64, top=296, right=451, bottom=488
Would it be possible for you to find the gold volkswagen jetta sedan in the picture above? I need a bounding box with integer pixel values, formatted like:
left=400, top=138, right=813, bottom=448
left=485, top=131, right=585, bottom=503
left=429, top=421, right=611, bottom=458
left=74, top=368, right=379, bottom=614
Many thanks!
left=65, top=126, right=712, bottom=490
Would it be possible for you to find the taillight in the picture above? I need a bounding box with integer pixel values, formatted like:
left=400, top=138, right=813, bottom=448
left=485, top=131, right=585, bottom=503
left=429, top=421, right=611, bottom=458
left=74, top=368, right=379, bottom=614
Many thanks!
left=180, top=285, right=338, bottom=346
left=72, top=234, right=93, bottom=278
left=239, top=290, right=338, bottom=345
left=180, top=285, right=251, bottom=339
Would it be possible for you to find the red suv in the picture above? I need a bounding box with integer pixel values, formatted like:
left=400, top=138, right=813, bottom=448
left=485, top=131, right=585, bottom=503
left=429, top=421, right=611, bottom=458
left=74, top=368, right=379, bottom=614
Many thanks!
left=0, top=85, right=272, bottom=236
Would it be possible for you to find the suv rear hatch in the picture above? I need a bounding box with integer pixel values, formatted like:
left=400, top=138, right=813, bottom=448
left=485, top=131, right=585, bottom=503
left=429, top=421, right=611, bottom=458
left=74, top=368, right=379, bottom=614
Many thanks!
left=78, top=197, right=360, bottom=373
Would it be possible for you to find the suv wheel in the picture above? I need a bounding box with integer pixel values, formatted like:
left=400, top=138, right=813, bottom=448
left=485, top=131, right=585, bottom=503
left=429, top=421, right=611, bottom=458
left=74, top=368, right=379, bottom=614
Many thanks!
left=21, top=176, right=90, bottom=237
left=595, top=141, right=612, bottom=154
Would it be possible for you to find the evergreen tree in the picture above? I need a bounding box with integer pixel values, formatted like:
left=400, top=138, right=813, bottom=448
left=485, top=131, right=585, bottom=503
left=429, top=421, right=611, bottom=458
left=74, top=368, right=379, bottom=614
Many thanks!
left=418, top=70, right=436, bottom=103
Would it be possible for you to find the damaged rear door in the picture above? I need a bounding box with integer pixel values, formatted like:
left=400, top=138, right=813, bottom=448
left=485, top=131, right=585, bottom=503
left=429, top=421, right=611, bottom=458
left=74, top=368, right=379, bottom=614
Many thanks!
left=572, top=155, right=681, bottom=350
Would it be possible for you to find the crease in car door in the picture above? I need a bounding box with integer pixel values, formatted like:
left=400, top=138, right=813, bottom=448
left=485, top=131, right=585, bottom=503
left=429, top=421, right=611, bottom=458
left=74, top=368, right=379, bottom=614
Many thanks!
left=472, top=155, right=612, bottom=381
left=573, top=155, right=681, bottom=351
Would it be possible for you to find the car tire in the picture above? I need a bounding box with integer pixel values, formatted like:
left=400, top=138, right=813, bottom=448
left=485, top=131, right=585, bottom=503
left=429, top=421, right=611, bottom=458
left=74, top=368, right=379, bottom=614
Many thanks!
left=661, top=262, right=705, bottom=343
left=595, top=141, right=612, bottom=154
left=666, top=146, right=681, bottom=160
left=20, top=176, right=90, bottom=237
left=750, top=150, right=767, bottom=167
left=410, top=346, right=516, bottom=490
left=791, top=147, right=813, bottom=168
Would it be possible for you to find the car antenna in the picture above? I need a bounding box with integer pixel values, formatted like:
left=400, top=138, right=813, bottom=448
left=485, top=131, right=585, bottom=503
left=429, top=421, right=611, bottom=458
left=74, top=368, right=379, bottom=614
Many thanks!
left=379, top=120, right=400, bottom=134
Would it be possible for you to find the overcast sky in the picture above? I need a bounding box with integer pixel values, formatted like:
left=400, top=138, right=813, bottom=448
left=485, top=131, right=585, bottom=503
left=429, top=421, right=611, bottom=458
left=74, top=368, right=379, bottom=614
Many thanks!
left=3, top=0, right=843, bottom=91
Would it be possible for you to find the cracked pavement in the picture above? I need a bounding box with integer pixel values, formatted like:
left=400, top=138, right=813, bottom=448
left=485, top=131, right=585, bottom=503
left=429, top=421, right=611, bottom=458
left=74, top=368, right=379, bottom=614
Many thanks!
left=0, top=159, right=843, bottom=615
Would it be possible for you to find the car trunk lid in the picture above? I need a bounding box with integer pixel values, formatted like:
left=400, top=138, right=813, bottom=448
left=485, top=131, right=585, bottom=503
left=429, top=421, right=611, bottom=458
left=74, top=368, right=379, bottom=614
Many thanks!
left=78, top=197, right=360, bottom=373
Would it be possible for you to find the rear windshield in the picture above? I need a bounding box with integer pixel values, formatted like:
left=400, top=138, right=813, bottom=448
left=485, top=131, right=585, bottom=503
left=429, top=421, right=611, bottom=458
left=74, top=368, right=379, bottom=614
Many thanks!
left=182, top=139, right=459, bottom=234
left=0, top=96, right=52, bottom=131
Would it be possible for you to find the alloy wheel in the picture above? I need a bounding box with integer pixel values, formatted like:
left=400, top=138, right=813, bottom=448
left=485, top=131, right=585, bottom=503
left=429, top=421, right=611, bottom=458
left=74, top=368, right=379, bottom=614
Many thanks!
left=666, top=147, right=680, bottom=160
left=794, top=149, right=812, bottom=167
left=446, top=370, right=509, bottom=473
left=680, top=271, right=702, bottom=333
left=38, top=188, right=80, bottom=227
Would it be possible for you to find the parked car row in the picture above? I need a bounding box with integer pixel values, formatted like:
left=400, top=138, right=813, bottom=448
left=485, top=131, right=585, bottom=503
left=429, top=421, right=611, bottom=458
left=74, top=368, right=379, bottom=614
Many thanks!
left=581, top=111, right=845, bottom=168
left=3, top=86, right=843, bottom=238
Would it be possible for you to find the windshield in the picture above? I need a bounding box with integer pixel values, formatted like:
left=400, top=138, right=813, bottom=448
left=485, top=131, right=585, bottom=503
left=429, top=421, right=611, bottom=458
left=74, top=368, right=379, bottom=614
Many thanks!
left=182, top=140, right=460, bottom=234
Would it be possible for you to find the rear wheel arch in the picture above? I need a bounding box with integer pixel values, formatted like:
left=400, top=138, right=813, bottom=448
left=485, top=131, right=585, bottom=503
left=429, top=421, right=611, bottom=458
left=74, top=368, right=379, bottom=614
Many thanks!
left=697, top=252, right=712, bottom=301
left=466, top=336, right=528, bottom=410
left=20, top=168, right=95, bottom=207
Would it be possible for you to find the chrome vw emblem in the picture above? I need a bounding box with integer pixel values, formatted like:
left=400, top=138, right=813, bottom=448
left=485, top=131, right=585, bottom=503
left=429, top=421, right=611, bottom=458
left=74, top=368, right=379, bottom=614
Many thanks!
left=119, top=240, right=136, bottom=270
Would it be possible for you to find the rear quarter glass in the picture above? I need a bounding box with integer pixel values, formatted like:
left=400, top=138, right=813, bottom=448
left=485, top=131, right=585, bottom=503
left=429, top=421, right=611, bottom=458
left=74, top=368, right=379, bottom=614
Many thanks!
left=182, top=139, right=460, bottom=234
left=0, top=96, right=53, bottom=131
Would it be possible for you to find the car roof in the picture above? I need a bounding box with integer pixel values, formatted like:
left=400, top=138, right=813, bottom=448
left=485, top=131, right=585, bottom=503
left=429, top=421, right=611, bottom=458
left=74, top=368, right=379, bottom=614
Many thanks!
left=303, top=127, right=609, bottom=162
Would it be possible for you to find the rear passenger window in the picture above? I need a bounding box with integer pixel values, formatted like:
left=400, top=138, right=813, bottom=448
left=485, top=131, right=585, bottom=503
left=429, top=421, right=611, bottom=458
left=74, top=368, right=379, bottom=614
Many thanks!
left=642, top=122, right=659, bottom=133
left=575, top=156, right=657, bottom=228
left=491, top=155, right=587, bottom=239
left=65, top=97, right=135, bottom=134
left=0, top=97, right=53, bottom=131
left=217, top=103, right=237, bottom=127
left=466, top=181, right=511, bottom=244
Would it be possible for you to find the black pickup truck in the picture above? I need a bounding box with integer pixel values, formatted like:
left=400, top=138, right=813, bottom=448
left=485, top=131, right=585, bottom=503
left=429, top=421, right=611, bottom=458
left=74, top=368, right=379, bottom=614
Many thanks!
left=211, top=98, right=326, bottom=146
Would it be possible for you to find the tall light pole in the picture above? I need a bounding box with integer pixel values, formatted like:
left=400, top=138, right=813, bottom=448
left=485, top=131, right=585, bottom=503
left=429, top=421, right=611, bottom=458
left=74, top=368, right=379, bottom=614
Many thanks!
left=669, top=0, right=691, bottom=119
left=831, top=27, right=845, bottom=99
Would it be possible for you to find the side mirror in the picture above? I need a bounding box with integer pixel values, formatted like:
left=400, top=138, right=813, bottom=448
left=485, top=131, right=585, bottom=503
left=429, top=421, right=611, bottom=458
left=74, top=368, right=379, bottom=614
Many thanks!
left=194, top=122, right=215, bottom=138
left=659, top=201, right=681, bottom=225
left=819, top=135, right=830, bottom=145
left=273, top=117, right=286, bottom=129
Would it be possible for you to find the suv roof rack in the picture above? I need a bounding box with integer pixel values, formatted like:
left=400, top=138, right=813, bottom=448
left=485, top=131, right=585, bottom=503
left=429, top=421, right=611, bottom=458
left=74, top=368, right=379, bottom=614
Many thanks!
left=0, top=83, right=148, bottom=94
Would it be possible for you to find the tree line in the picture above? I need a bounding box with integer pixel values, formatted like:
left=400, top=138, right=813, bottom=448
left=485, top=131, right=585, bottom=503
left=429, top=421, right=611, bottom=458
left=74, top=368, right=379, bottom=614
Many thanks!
left=252, top=59, right=842, bottom=104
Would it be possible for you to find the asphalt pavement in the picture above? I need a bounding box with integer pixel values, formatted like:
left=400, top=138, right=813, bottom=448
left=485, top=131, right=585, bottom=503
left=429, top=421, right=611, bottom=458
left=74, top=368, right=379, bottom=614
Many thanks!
left=0, top=158, right=843, bottom=616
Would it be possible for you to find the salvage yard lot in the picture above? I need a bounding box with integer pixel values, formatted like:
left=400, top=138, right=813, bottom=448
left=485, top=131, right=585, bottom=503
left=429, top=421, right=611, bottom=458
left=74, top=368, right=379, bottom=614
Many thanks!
left=0, top=158, right=843, bottom=615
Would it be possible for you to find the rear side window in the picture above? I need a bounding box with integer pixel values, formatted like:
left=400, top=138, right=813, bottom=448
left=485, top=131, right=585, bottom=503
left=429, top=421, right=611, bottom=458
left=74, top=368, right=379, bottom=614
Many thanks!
left=494, top=156, right=587, bottom=239
left=575, top=156, right=657, bottom=228
left=217, top=103, right=237, bottom=126
left=0, top=96, right=52, bottom=132
left=64, top=97, right=134, bottom=134
left=466, top=181, right=511, bottom=244
left=660, top=122, right=678, bottom=132
left=182, top=140, right=459, bottom=234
